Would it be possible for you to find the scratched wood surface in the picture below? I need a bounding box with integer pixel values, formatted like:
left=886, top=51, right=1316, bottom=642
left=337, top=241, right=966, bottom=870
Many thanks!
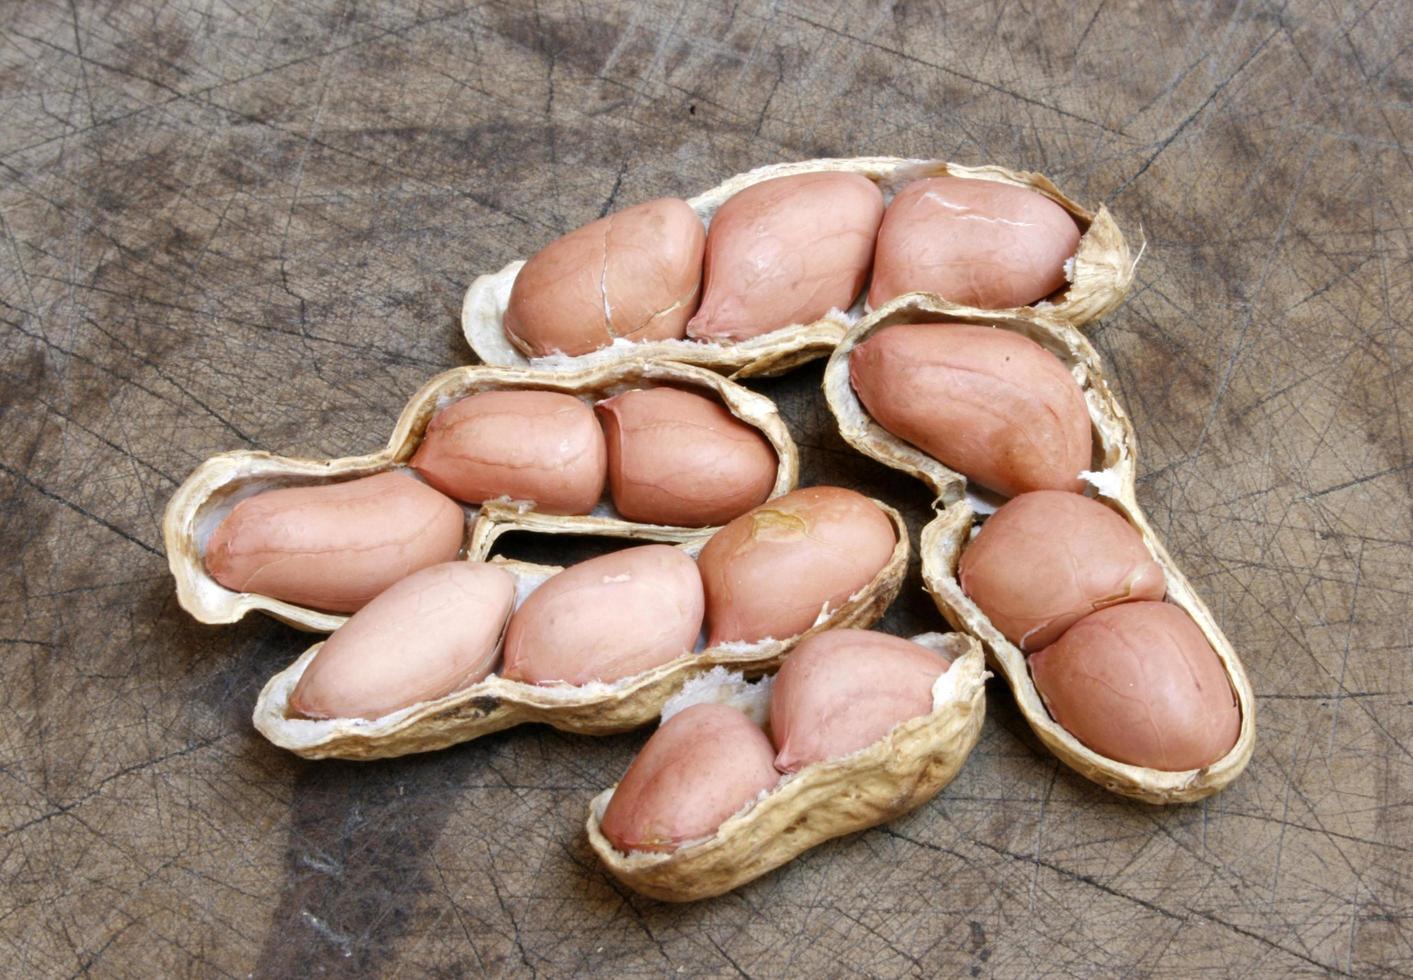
left=2, top=1, right=1410, bottom=976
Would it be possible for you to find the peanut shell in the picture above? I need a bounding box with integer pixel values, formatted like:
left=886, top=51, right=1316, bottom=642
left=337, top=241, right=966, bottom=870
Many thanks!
left=250, top=500, right=909, bottom=760
left=463, top=157, right=1134, bottom=378
left=822, top=295, right=1255, bottom=804
left=585, top=633, right=986, bottom=902
left=163, top=360, right=797, bottom=632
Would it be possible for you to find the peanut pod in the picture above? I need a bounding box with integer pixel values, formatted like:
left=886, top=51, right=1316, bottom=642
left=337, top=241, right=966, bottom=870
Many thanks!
left=463, top=157, right=1134, bottom=379
left=163, top=360, right=797, bottom=632
left=822, top=295, right=1255, bottom=803
left=251, top=501, right=909, bottom=760
left=585, top=633, right=986, bottom=902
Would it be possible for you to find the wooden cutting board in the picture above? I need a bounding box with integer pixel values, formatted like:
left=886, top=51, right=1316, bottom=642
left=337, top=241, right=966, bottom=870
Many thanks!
left=2, top=1, right=1407, bottom=975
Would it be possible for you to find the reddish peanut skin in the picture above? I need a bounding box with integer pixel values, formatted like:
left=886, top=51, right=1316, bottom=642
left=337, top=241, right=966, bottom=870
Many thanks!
left=410, top=390, right=607, bottom=516
left=205, top=472, right=464, bottom=613
left=770, top=629, right=952, bottom=772
left=850, top=323, right=1092, bottom=497
left=960, top=492, right=1167, bottom=651
left=290, top=562, right=516, bottom=721
left=601, top=703, right=780, bottom=853
left=1030, top=602, right=1240, bottom=772
left=503, top=198, right=706, bottom=357
left=686, top=172, right=884, bottom=342
left=868, top=176, right=1081, bottom=310
left=596, top=387, right=777, bottom=527
left=696, top=486, right=896, bottom=646
left=499, top=544, right=704, bottom=685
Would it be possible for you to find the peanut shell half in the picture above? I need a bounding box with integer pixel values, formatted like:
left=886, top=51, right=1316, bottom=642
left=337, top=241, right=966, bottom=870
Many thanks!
left=822, top=295, right=1255, bottom=803
left=251, top=500, right=909, bottom=760
left=163, top=360, right=797, bottom=632
left=463, top=157, right=1134, bottom=378
left=585, top=633, right=986, bottom=902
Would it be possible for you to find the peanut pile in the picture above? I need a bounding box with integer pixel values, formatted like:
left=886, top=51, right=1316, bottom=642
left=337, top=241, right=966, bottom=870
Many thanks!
left=164, top=156, right=1249, bottom=899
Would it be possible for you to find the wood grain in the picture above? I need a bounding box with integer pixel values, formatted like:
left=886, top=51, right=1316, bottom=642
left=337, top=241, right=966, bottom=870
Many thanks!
left=1, top=1, right=1409, bottom=975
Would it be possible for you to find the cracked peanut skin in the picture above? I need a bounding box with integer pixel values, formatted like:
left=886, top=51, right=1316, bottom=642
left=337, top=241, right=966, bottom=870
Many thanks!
left=686, top=171, right=884, bottom=342
left=849, top=322, right=1092, bottom=497
left=204, top=472, right=464, bottom=614
left=502, top=197, right=705, bottom=357
left=410, top=389, right=607, bottom=515
left=600, top=703, right=781, bottom=854
left=289, top=562, right=515, bottom=721
left=465, top=158, right=1135, bottom=378
left=869, top=175, right=1082, bottom=310
left=696, top=486, right=897, bottom=646
left=499, top=544, right=705, bottom=686
left=959, top=491, right=1168, bottom=652
left=1029, top=602, right=1241, bottom=772
left=596, top=386, right=777, bottom=527
left=770, top=629, right=953, bottom=774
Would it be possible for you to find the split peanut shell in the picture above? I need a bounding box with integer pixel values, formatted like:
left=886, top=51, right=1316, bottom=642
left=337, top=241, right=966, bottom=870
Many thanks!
left=463, top=157, right=1134, bottom=378
left=163, top=360, right=797, bottom=632
left=251, top=499, right=909, bottom=760
left=822, top=294, right=1255, bottom=803
left=586, top=633, right=986, bottom=902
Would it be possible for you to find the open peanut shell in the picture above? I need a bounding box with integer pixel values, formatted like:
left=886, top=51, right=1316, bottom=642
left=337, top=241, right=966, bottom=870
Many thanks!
left=462, top=156, right=1134, bottom=379
left=822, top=294, right=1255, bottom=804
left=585, top=632, right=986, bottom=902
left=162, top=360, right=797, bottom=632
left=250, top=499, right=909, bottom=760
